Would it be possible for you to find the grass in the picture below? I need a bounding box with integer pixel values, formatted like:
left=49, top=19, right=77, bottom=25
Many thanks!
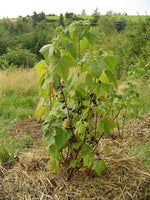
left=131, top=141, right=150, bottom=172
left=0, top=68, right=39, bottom=166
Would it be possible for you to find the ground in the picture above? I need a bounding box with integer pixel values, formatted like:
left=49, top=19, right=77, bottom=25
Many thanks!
left=0, top=115, right=150, bottom=199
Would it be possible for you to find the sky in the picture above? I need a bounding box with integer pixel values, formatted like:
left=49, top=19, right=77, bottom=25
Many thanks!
left=0, top=0, right=150, bottom=19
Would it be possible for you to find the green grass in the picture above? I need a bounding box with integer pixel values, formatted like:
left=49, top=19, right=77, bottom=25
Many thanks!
left=131, top=141, right=150, bottom=172
left=0, top=68, right=39, bottom=166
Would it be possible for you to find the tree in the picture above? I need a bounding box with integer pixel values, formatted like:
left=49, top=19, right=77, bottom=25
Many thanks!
left=91, top=8, right=100, bottom=26
left=59, top=14, right=65, bottom=27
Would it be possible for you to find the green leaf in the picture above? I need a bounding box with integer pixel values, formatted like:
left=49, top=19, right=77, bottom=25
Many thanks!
left=34, top=60, right=47, bottom=79
left=93, top=82, right=109, bottom=98
left=75, top=121, right=88, bottom=135
left=69, top=159, right=77, bottom=169
left=92, top=160, right=106, bottom=176
left=85, top=74, right=94, bottom=90
left=97, top=117, right=116, bottom=136
left=64, top=41, right=77, bottom=59
left=36, top=97, right=45, bottom=111
left=49, top=55, right=75, bottom=81
left=49, top=156, right=60, bottom=172
left=105, top=69, right=117, bottom=88
left=49, top=102, right=62, bottom=116
left=82, top=151, right=93, bottom=168
left=89, top=56, right=106, bottom=79
left=44, top=129, right=56, bottom=147
left=55, top=128, right=70, bottom=150
left=85, top=31, right=96, bottom=44
left=40, top=44, right=54, bottom=65
left=73, top=72, right=88, bottom=95
left=102, top=53, right=117, bottom=70
left=49, top=144, right=59, bottom=160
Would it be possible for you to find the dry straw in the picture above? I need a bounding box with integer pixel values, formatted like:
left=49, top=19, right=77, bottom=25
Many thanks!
left=0, top=114, right=150, bottom=199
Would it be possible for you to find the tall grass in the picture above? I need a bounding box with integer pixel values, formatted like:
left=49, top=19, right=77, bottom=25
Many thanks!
left=0, top=68, right=39, bottom=96
left=0, top=68, right=39, bottom=166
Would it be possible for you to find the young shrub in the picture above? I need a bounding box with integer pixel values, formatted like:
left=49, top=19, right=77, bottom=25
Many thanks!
left=35, top=21, right=120, bottom=179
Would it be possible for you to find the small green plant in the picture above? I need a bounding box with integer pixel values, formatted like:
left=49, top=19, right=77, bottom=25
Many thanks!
left=35, top=20, right=141, bottom=179
left=131, top=141, right=150, bottom=172
left=0, top=137, right=19, bottom=167
left=0, top=135, right=33, bottom=167
left=35, top=21, right=118, bottom=179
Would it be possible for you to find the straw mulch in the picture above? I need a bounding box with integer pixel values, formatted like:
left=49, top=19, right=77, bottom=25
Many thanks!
left=0, top=115, right=150, bottom=200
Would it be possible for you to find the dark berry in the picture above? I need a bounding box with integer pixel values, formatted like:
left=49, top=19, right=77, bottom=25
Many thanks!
left=80, top=105, right=84, bottom=109
left=62, top=105, right=66, bottom=109
left=91, top=136, right=95, bottom=141
left=62, top=116, right=67, bottom=121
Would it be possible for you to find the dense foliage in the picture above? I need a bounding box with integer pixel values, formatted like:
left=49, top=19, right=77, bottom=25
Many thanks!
left=35, top=20, right=143, bottom=179
left=0, top=12, right=149, bottom=75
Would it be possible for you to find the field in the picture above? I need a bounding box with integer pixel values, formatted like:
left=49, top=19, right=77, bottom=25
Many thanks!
left=0, top=68, right=150, bottom=199
left=46, top=14, right=150, bottom=21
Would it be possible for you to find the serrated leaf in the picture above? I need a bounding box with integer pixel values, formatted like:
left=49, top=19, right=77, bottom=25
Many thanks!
left=89, top=56, right=106, bottom=79
left=55, top=128, right=70, bottom=150
left=75, top=121, right=88, bottom=135
left=102, top=54, right=117, bottom=70
left=73, top=72, right=88, bottom=95
left=49, top=55, right=75, bottom=81
left=97, top=117, right=116, bottom=136
left=44, top=129, right=56, bottom=147
left=69, top=159, right=77, bottom=169
left=93, top=82, right=108, bottom=98
left=64, top=41, right=77, bottom=59
left=40, top=44, right=54, bottom=65
left=86, top=74, right=94, bottom=90
left=49, top=102, right=62, bottom=116
left=92, top=160, right=106, bottom=176
left=34, top=60, right=47, bottom=79
left=85, top=31, right=96, bottom=44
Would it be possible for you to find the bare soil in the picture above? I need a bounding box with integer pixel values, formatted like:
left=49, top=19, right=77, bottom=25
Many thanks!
left=0, top=115, right=150, bottom=200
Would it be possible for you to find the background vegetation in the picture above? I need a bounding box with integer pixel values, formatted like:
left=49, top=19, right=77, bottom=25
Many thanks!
left=0, top=9, right=150, bottom=178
